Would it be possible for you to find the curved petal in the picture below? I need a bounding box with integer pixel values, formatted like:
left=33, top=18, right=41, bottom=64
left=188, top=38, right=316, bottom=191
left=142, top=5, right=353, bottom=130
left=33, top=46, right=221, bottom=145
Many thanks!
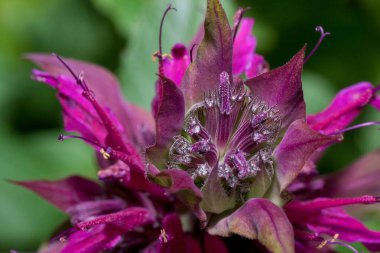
left=76, top=207, right=154, bottom=232
left=308, top=208, right=380, bottom=251
left=181, top=0, right=232, bottom=109
left=307, top=82, right=374, bottom=135
left=61, top=225, right=121, bottom=253
left=147, top=75, right=185, bottom=169
left=245, top=46, right=306, bottom=129
left=12, top=176, right=103, bottom=212
left=208, top=198, right=295, bottom=253
left=162, top=44, right=190, bottom=86
left=274, top=120, right=341, bottom=192
left=232, top=18, right=257, bottom=76
left=27, top=54, right=154, bottom=149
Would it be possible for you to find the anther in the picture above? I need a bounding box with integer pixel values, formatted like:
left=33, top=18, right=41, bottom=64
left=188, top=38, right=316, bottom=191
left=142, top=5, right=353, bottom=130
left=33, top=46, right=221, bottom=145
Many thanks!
left=160, top=229, right=169, bottom=244
left=58, top=134, right=112, bottom=160
left=100, top=148, right=111, bottom=159
left=304, top=25, right=331, bottom=64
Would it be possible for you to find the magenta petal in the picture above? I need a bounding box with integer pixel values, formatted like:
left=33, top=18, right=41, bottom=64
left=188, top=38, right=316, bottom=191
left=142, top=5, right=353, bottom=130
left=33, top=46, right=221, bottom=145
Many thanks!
left=148, top=168, right=206, bottom=223
left=67, top=199, right=126, bottom=224
left=371, top=94, right=380, bottom=111
left=324, top=148, right=380, bottom=198
left=181, top=0, right=232, bottom=109
left=27, top=54, right=154, bottom=149
left=245, top=46, right=306, bottom=129
left=162, top=44, right=190, bottom=86
left=13, top=176, right=103, bottom=212
left=307, top=81, right=374, bottom=135
left=76, top=207, right=154, bottom=232
left=274, top=119, right=341, bottom=192
left=209, top=198, right=295, bottom=253
left=285, top=196, right=378, bottom=223
left=157, top=213, right=188, bottom=253
left=246, top=54, right=268, bottom=78
left=147, top=75, right=185, bottom=169
left=232, top=18, right=257, bottom=76
left=61, top=225, right=121, bottom=253
left=308, top=207, right=380, bottom=250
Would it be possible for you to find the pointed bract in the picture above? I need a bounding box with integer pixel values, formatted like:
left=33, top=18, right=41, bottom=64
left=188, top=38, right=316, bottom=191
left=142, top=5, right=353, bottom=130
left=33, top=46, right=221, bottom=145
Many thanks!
left=181, top=0, right=232, bottom=109
left=245, top=46, right=306, bottom=129
left=147, top=75, right=185, bottom=169
left=274, top=120, right=341, bottom=192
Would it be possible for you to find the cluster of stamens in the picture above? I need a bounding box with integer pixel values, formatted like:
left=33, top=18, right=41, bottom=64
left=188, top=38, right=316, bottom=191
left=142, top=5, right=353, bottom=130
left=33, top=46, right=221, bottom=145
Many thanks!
left=169, top=71, right=281, bottom=195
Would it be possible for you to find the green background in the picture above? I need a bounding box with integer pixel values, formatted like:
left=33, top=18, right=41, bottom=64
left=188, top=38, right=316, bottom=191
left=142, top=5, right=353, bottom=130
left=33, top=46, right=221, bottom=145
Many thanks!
left=0, top=0, right=379, bottom=252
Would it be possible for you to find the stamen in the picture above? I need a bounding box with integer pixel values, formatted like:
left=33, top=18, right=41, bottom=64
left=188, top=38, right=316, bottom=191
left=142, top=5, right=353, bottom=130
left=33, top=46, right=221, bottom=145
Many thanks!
left=304, top=25, right=331, bottom=64
left=333, top=121, right=380, bottom=135
left=54, top=55, right=129, bottom=153
left=58, top=134, right=111, bottom=159
left=317, top=234, right=362, bottom=253
left=158, top=4, right=177, bottom=76
left=52, top=53, right=89, bottom=91
left=58, top=134, right=101, bottom=148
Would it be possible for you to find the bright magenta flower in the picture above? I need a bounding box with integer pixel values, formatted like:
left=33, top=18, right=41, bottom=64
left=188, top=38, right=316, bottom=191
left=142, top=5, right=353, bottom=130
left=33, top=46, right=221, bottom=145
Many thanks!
left=14, top=0, right=380, bottom=252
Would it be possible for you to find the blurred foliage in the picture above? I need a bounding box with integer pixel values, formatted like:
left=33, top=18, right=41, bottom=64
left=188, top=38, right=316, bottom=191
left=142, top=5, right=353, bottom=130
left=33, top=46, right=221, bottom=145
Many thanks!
left=0, top=0, right=379, bottom=251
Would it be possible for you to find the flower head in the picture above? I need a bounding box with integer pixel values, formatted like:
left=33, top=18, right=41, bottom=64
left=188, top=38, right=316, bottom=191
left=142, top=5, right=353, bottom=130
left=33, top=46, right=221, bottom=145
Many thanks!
left=14, top=0, right=380, bottom=253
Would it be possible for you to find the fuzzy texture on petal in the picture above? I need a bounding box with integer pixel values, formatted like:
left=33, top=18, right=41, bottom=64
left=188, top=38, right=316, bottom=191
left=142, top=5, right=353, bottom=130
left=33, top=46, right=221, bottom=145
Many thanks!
left=245, top=47, right=306, bottom=129
left=208, top=198, right=295, bottom=253
left=274, top=119, right=341, bottom=192
left=147, top=75, right=185, bottom=169
left=75, top=207, right=154, bottom=232
left=60, top=225, right=122, bottom=253
left=13, top=176, right=103, bottom=212
left=67, top=199, right=126, bottom=225
left=181, top=0, right=232, bottom=109
left=307, top=81, right=375, bottom=135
